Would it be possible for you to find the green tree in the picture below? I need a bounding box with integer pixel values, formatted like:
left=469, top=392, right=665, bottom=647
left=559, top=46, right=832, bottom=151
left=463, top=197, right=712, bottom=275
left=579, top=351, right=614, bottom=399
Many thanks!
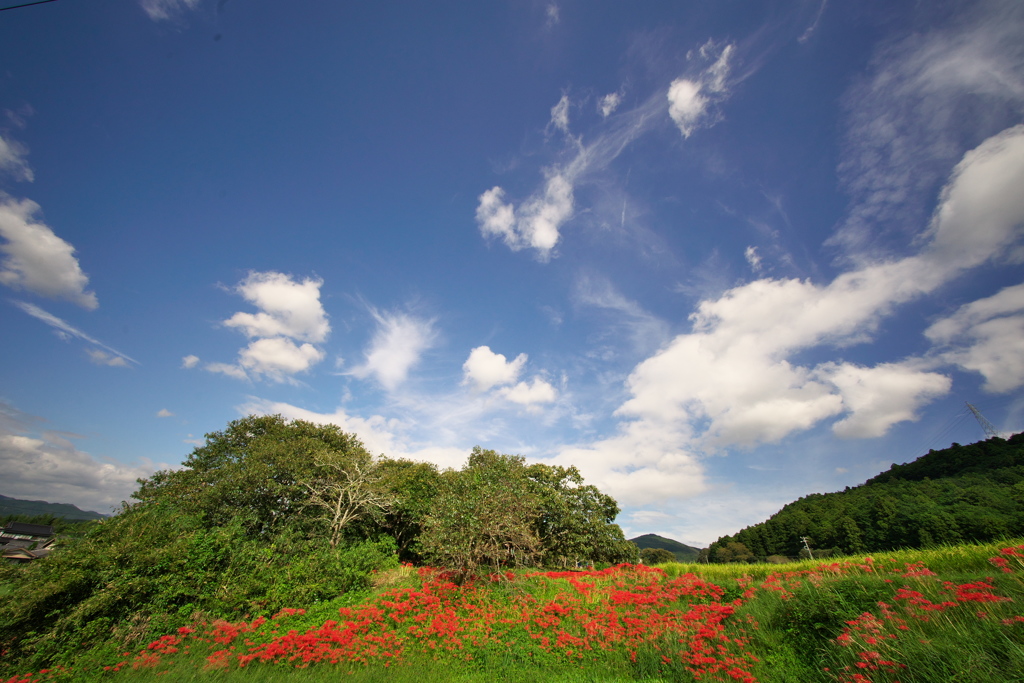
left=640, top=547, right=676, bottom=564
left=419, top=448, right=542, bottom=579
left=525, top=462, right=633, bottom=567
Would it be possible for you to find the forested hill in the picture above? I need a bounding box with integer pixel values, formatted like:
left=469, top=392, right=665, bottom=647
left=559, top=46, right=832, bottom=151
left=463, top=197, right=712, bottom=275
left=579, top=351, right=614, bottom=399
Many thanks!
left=707, top=433, right=1024, bottom=562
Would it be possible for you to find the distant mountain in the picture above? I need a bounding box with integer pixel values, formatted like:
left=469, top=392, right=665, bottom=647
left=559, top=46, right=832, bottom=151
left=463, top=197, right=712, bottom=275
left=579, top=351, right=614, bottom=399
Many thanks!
left=629, top=533, right=702, bottom=562
left=707, top=433, right=1024, bottom=561
left=0, top=494, right=108, bottom=520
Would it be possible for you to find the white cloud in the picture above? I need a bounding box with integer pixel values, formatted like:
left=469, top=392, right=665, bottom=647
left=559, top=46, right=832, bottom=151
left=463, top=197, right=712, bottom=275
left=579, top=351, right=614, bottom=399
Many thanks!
left=181, top=354, right=200, bottom=369
left=0, top=198, right=98, bottom=309
left=744, top=245, right=762, bottom=272
left=209, top=271, right=330, bottom=383
left=204, top=362, right=249, bottom=381
left=554, top=419, right=706, bottom=507
left=500, top=377, right=558, bottom=406
left=553, top=123, right=1024, bottom=504
left=156, top=409, right=174, bottom=418
left=926, top=282, right=1024, bottom=393
left=476, top=173, right=574, bottom=260
left=550, top=95, right=570, bottom=134
left=820, top=361, right=952, bottom=438
left=351, top=310, right=436, bottom=391
left=238, top=337, right=325, bottom=382
left=139, top=0, right=201, bottom=21
left=224, top=271, right=330, bottom=343
left=239, top=398, right=470, bottom=470
left=668, top=42, right=735, bottom=138
left=834, top=1, right=1024, bottom=255
left=0, top=402, right=161, bottom=514
left=87, top=349, right=130, bottom=368
left=545, top=3, right=560, bottom=29
left=599, top=92, right=622, bottom=118
left=0, top=134, right=33, bottom=182
left=462, top=345, right=527, bottom=392
left=13, top=300, right=138, bottom=365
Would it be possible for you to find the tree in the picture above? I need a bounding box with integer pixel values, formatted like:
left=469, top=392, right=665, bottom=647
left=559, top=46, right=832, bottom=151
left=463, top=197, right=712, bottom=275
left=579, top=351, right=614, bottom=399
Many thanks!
left=419, top=448, right=542, bottom=579
left=134, top=414, right=374, bottom=538
left=640, top=547, right=676, bottom=565
left=375, top=458, right=443, bottom=561
left=525, top=462, right=634, bottom=567
left=300, top=452, right=394, bottom=547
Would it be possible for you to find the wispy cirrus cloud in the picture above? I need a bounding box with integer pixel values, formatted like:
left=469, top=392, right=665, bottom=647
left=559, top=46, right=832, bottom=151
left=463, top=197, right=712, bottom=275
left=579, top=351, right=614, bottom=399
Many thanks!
left=475, top=37, right=739, bottom=261
left=0, top=133, right=32, bottom=182
left=12, top=300, right=137, bottom=366
left=139, top=0, right=201, bottom=22
left=833, top=0, right=1024, bottom=259
left=350, top=309, right=437, bottom=391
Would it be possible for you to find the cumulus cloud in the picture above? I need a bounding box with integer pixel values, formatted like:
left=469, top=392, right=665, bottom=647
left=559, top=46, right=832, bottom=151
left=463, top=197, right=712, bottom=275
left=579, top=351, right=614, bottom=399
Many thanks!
left=0, top=134, right=33, bottom=182
left=926, top=282, right=1024, bottom=393
left=820, top=361, right=952, bottom=438
left=156, top=409, right=174, bottom=418
left=0, top=198, right=98, bottom=309
left=139, top=0, right=201, bottom=21
left=554, top=122, right=1024, bottom=504
left=554, top=418, right=706, bottom=507
left=668, top=41, right=735, bottom=138
left=224, top=271, right=330, bottom=343
left=13, top=300, right=138, bottom=366
left=238, top=337, right=325, bottom=381
left=207, top=271, right=330, bottom=383
left=350, top=310, right=436, bottom=391
left=500, top=377, right=558, bottom=406
left=476, top=173, right=574, bottom=260
left=462, top=346, right=527, bottom=392
left=181, top=354, right=200, bottom=369
left=0, top=401, right=161, bottom=513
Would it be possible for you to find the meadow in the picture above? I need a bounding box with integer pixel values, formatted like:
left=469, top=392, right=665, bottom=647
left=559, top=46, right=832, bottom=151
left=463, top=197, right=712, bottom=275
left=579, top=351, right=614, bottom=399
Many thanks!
left=5, top=540, right=1024, bottom=683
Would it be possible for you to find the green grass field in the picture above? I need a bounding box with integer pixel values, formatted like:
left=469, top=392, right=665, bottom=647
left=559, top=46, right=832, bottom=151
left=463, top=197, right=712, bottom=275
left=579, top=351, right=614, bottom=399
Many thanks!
left=6, top=540, right=1024, bottom=682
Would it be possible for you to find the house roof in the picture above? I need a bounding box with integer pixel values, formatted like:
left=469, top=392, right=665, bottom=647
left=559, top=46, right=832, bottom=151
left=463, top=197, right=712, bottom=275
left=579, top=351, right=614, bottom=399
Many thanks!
left=3, top=522, right=54, bottom=537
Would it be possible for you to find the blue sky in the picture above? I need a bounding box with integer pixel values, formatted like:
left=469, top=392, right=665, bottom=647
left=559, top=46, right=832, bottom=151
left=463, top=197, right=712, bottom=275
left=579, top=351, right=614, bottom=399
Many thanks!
left=1, top=0, right=1023, bottom=546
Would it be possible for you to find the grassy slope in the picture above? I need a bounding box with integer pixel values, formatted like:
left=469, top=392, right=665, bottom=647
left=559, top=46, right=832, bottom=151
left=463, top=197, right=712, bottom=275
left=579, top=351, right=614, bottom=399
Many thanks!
left=7, top=539, right=1024, bottom=683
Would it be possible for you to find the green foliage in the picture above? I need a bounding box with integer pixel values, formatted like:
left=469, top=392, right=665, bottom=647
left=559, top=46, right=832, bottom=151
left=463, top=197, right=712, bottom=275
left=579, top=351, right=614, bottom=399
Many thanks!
left=639, top=547, right=675, bottom=564
left=1, top=418, right=635, bottom=674
left=708, top=433, right=1024, bottom=561
left=420, top=448, right=543, bottom=578
left=419, top=448, right=636, bottom=578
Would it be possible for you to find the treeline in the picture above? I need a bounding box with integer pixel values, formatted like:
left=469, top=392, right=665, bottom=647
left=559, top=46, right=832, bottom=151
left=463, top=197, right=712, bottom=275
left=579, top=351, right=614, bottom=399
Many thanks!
left=0, top=415, right=635, bottom=672
left=706, top=433, right=1024, bottom=563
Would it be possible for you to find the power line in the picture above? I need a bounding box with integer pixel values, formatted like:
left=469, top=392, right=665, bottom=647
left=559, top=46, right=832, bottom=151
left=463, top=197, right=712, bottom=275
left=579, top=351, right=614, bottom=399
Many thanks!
left=1, top=0, right=57, bottom=11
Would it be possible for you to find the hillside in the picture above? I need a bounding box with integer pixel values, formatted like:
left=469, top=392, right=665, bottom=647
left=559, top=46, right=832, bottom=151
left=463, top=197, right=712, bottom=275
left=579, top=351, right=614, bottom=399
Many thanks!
left=0, top=494, right=107, bottom=520
left=708, top=433, right=1024, bottom=561
left=629, top=533, right=702, bottom=561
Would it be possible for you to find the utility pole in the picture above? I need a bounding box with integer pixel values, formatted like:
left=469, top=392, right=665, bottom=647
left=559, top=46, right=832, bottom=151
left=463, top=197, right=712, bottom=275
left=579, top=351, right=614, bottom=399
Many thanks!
left=801, top=536, right=814, bottom=560
left=966, top=402, right=1000, bottom=439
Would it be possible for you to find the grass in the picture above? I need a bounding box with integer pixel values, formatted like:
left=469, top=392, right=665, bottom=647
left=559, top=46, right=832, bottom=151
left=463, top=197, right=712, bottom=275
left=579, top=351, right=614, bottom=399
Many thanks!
left=6, top=540, right=1024, bottom=682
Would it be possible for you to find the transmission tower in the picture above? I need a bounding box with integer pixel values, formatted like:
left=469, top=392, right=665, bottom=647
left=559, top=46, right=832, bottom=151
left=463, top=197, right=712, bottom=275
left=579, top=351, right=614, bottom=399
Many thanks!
left=966, top=402, right=1000, bottom=439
